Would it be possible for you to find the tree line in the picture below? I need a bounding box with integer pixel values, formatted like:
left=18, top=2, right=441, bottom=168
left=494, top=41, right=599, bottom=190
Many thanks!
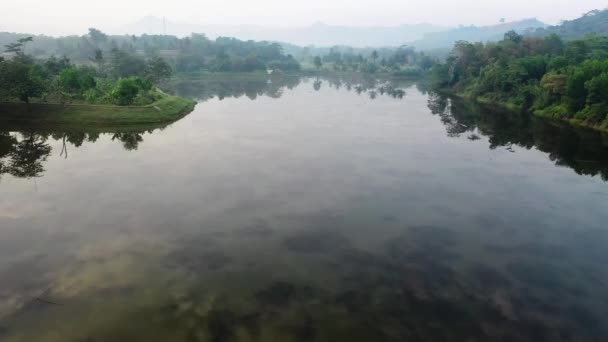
left=0, top=28, right=301, bottom=75
left=432, top=31, right=608, bottom=130
left=310, top=45, right=436, bottom=76
left=529, top=9, right=608, bottom=40
left=0, top=35, right=173, bottom=105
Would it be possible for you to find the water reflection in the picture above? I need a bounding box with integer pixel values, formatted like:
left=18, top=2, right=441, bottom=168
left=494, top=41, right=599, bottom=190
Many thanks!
left=0, top=131, right=152, bottom=180
left=171, top=75, right=302, bottom=101
left=1, top=77, right=608, bottom=341
left=0, top=133, right=50, bottom=179
left=429, top=92, right=608, bottom=181
left=170, top=74, right=414, bottom=102
left=3, top=77, right=606, bottom=182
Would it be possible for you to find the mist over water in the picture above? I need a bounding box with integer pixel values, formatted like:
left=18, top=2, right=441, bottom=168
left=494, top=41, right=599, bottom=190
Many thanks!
left=0, top=76, right=607, bottom=341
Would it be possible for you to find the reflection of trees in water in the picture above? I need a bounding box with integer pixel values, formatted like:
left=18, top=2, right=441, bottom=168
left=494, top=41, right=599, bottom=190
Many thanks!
left=172, top=76, right=302, bottom=102
left=0, top=132, right=51, bottom=179
left=0, top=133, right=18, bottom=176
left=0, top=130, right=150, bottom=180
left=319, top=74, right=423, bottom=99
left=428, top=92, right=608, bottom=180
left=171, top=74, right=417, bottom=101
left=312, top=75, right=410, bottom=99
left=313, top=79, right=322, bottom=91
left=111, top=132, right=144, bottom=151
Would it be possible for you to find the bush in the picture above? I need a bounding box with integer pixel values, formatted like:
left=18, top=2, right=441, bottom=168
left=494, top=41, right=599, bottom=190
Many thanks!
left=393, top=66, right=423, bottom=78
left=111, top=78, right=141, bottom=106
left=58, top=67, right=96, bottom=97
left=267, top=56, right=301, bottom=72
left=83, top=89, right=101, bottom=104
left=360, top=63, right=379, bottom=73
left=133, top=77, right=153, bottom=92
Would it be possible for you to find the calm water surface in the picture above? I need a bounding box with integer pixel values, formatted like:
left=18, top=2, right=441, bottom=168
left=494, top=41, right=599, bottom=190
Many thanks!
left=1, top=76, right=608, bottom=341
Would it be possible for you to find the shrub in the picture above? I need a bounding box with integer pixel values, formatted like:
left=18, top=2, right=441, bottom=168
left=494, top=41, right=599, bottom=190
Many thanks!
left=111, top=78, right=141, bottom=106
left=59, top=68, right=96, bottom=92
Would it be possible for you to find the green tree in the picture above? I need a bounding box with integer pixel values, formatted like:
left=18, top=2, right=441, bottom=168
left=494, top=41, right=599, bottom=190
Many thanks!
left=580, top=72, right=608, bottom=121
left=88, top=28, right=108, bottom=45
left=313, top=56, right=323, bottom=70
left=58, top=67, right=96, bottom=96
left=111, top=78, right=141, bottom=105
left=146, top=57, right=172, bottom=84
left=109, top=48, right=147, bottom=78
left=44, top=55, right=72, bottom=76
left=4, top=36, right=33, bottom=57
left=585, top=73, right=608, bottom=107
left=92, top=49, right=104, bottom=69
left=504, top=31, right=523, bottom=44
left=541, top=72, right=568, bottom=96
left=371, top=50, right=379, bottom=63
left=0, top=59, right=45, bottom=103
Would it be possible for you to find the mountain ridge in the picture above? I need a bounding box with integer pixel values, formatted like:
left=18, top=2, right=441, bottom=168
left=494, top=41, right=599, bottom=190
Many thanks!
left=111, top=16, right=449, bottom=47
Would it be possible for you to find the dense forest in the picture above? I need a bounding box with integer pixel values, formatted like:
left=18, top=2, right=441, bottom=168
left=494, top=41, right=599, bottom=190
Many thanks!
left=0, top=29, right=301, bottom=74
left=0, top=35, right=174, bottom=105
left=432, top=31, right=608, bottom=131
left=4, top=8, right=608, bottom=116
left=412, top=18, right=546, bottom=51
left=0, top=28, right=440, bottom=79
left=307, top=45, right=435, bottom=76
left=530, top=9, right=608, bottom=40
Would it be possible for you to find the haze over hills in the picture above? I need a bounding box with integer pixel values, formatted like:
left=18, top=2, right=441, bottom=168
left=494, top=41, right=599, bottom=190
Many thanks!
left=112, top=16, right=449, bottom=47
left=5, top=8, right=608, bottom=57
left=112, top=16, right=549, bottom=50
left=411, top=18, right=547, bottom=50
left=529, top=9, right=608, bottom=39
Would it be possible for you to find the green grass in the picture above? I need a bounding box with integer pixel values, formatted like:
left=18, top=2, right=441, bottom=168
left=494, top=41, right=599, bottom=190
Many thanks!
left=0, top=95, right=196, bottom=130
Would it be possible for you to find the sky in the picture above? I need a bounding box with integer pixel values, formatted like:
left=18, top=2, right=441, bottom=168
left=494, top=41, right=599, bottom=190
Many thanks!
left=1, top=0, right=606, bottom=36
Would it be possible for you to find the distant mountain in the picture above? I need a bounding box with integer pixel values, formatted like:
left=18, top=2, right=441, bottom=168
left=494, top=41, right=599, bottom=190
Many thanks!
left=529, top=9, right=608, bottom=39
left=111, top=16, right=448, bottom=47
left=411, top=18, right=547, bottom=50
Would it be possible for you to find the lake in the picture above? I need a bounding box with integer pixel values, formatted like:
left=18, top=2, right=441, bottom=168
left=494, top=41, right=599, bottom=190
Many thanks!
left=1, top=75, right=608, bottom=341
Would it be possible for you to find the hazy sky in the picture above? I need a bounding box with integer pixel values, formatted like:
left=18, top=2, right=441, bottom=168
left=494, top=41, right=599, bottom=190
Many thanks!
left=1, top=0, right=606, bottom=35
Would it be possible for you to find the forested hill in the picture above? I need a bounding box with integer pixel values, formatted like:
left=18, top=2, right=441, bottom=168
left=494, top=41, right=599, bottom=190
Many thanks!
left=529, top=9, right=608, bottom=40
left=118, top=17, right=448, bottom=48
left=432, top=32, right=608, bottom=132
left=411, top=19, right=546, bottom=50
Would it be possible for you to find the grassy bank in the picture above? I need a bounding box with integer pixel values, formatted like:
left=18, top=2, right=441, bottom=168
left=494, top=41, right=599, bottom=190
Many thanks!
left=533, top=107, right=608, bottom=133
left=0, top=95, right=196, bottom=129
left=448, top=91, right=608, bottom=134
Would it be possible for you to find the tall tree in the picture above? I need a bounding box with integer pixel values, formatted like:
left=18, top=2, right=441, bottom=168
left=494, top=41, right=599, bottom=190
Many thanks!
left=0, top=60, right=45, bottom=103
left=314, top=56, right=323, bottom=70
left=88, top=28, right=108, bottom=45
left=146, top=57, right=173, bottom=84
left=4, top=36, right=33, bottom=56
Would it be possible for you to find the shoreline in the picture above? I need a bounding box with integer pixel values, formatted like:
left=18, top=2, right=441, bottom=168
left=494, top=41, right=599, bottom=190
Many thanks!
left=0, top=95, right=196, bottom=129
left=446, top=91, right=608, bottom=134
left=171, top=70, right=425, bottom=81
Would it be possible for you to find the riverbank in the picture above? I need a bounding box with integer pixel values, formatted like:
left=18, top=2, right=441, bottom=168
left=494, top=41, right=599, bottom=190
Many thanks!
left=172, top=70, right=425, bottom=81
left=533, top=107, right=608, bottom=133
left=448, top=91, right=608, bottom=134
left=0, top=95, right=196, bottom=129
